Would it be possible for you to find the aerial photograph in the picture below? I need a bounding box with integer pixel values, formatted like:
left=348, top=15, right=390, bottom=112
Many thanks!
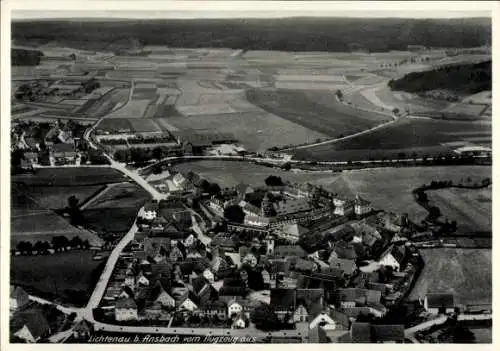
left=7, top=1, right=492, bottom=345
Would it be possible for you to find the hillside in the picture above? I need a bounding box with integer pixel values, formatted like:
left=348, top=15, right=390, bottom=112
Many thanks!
left=388, top=60, right=492, bottom=96
left=12, top=17, right=491, bottom=53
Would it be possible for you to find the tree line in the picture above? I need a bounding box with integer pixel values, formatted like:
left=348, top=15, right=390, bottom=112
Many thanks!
left=14, top=236, right=91, bottom=255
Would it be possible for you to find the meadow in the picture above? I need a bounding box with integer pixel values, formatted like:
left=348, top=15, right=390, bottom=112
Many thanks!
left=82, top=183, right=150, bottom=234
left=11, top=251, right=109, bottom=307
left=408, top=248, right=492, bottom=306
left=426, top=186, right=491, bottom=234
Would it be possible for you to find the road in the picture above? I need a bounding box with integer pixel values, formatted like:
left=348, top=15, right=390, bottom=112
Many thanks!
left=82, top=220, right=139, bottom=319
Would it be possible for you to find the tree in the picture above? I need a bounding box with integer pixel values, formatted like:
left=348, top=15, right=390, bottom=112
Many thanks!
left=451, top=324, right=476, bottom=343
left=335, top=89, right=343, bottom=100
left=392, top=107, right=400, bottom=115
left=70, top=236, right=83, bottom=249
left=265, top=175, right=284, bottom=187
left=250, top=303, right=282, bottom=331
left=281, top=162, right=292, bottom=171
left=34, top=241, right=45, bottom=254
left=224, top=205, right=245, bottom=224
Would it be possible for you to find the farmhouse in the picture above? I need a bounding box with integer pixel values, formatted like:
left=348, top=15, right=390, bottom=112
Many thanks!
left=50, top=143, right=78, bottom=165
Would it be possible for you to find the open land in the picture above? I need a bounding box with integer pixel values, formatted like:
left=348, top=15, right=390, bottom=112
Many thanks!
left=408, top=248, right=492, bottom=306
left=426, top=187, right=491, bottom=234
left=294, top=119, right=491, bottom=161
left=11, top=250, right=109, bottom=307
left=82, top=183, right=150, bottom=233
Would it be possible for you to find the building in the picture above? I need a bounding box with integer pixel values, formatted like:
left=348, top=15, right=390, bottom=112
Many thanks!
left=10, top=286, right=30, bottom=311
left=142, top=201, right=159, bottom=221
left=50, top=143, right=77, bottom=165
left=354, top=194, right=372, bottom=216
left=72, top=320, right=93, bottom=340
left=275, top=223, right=309, bottom=243
left=11, top=310, right=51, bottom=343
left=333, top=197, right=354, bottom=216
left=231, top=313, right=247, bottom=329
left=423, top=293, right=455, bottom=314
left=274, top=245, right=307, bottom=258
left=197, top=301, right=227, bottom=319
left=172, top=173, right=187, bottom=189
left=115, top=298, right=138, bottom=321
left=377, top=245, right=406, bottom=272
left=21, top=152, right=39, bottom=169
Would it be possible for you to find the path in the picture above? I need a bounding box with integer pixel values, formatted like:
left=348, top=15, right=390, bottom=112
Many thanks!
left=78, top=182, right=130, bottom=210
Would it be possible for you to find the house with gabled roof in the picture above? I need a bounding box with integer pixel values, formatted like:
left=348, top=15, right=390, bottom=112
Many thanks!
left=176, top=291, right=199, bottom=312
left=328, top=257, right=357, bottom=276
left=11, top=309, right=51, bottom=343
left=72, top=320, right=93, bottom=340
left=377, top=245, right=407, bottom=272
left=10, top=286, right=30, bottom=311
left=423, top=293, right=455, bottom=314
left=115, top=298, right=138, bottom=321
left=150, top=281, right=175, bottom=309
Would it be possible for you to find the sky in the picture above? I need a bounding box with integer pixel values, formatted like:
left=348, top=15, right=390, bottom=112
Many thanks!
left=9, top=1, right=493, bottom=20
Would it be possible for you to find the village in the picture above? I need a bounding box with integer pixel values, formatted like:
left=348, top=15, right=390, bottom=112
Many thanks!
left=79, top=170, right=479, bottom=343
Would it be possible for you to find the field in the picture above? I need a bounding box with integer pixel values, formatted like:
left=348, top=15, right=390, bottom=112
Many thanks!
left=294, top=119, right=492, bottom=161
left=442, top=102, right=489, bottom=117
left=11, top=168, right=128, bottom=246
left=246, top=88, right=390, bottom=137
left=12, top=183, right=105, bottom=211
left=74, top=88, right=130, bottom=117
left=82, top=183, right=150, bottom=233
left=426, top=187, right=491, bottom=234
left=12, top=167, right=128, bottom=186
left=408, top=248, right=492, bottom=306
left=11, top=251, right=109, bottom=306
left=166, top=110, right=327, bottom=152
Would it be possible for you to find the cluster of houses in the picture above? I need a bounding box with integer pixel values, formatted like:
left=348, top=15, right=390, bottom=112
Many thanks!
left=11, top=120, right=84, bottom=169
left=96, top=185, right=453, bottom=342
